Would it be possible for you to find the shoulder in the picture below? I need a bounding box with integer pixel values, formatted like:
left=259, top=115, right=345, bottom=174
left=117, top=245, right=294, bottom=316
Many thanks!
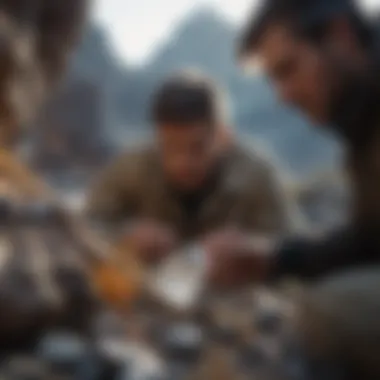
left=98, top=142, right=157, bottom=180
left=229, top=137, right=292, bottom=189
left=88, top=143, right=158, bottom=201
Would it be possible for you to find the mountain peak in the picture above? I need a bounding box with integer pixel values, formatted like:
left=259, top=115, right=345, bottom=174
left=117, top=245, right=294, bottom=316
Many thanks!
left=147, top=5, right=237, bottom=79
left=182, top=4, right=232, bottom=27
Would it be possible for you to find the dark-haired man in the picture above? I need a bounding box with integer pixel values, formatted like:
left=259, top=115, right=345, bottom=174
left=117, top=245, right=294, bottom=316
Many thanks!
left=206, top=0, right=380, bottom=286
left=87, top=71, right=301, bottom=275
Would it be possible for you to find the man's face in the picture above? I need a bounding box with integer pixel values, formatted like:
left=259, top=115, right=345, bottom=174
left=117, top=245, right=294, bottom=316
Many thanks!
left=255, top=23, right=339, bottom=125
left=157, top=122, right=218, bottom=192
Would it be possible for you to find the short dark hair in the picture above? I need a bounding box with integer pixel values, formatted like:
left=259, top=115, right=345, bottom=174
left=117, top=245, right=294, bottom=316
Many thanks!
left=238, top=0, right=373, bottom=58
left=151, top=70, right=227, bottom=126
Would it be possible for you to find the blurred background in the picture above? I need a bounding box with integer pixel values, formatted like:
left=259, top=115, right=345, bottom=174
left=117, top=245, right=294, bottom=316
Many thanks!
left=25, top=0, right=380, bottom=229
left=2, top=2, right=379, bottom=378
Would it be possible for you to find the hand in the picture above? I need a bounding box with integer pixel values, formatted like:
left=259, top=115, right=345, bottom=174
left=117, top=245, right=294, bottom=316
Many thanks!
left=202, top=228, right=275, bottom=289
left=122, top=220, right=177, bottom=264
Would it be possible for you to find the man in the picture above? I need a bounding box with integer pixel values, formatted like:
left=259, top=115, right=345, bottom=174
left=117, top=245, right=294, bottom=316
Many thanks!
left=205, top=0, right=380, bottom=286
left=87, top=70, right=301, bottom=276
left=0, top=0, right=99, bottom=350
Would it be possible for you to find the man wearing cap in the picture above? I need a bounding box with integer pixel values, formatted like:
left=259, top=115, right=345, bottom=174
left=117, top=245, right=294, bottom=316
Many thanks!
left=206, top=0, right=380, bottom=286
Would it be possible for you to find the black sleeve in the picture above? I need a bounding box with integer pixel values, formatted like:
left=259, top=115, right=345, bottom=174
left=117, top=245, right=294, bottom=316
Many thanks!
left=281, top=338, right=350, bottom=380
left=272, top=223, right=380, bottom=281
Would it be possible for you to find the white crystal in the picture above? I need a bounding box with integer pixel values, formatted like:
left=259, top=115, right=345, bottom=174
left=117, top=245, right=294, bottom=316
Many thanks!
left=149, top=244, right=207, bottom=311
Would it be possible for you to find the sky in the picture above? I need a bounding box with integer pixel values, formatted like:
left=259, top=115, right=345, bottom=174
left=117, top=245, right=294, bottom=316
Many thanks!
left=93, top=0, right=380, bottom=65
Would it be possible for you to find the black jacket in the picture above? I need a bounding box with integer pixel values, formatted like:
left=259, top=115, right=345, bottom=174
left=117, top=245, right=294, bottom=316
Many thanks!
left=274, top=70, right=380, bottom=281
left=275, top=224, right=380, bottom=281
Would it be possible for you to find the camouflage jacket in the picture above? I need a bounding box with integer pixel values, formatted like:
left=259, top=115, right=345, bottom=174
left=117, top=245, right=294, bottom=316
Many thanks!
left=87, top=142, right=303, bottom=241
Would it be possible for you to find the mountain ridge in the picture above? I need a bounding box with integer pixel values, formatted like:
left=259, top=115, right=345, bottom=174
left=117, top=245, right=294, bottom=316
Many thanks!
left=35, top=5, right=344, bottom=178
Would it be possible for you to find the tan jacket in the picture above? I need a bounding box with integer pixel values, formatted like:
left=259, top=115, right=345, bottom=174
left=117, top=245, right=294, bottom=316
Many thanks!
left=87, top=142, right=303, bottom=241
left=0, top=158, right=97, bottom=347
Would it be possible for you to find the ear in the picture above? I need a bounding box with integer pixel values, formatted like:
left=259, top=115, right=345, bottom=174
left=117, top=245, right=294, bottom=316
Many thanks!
left=327, top=16, right=359, bottom=55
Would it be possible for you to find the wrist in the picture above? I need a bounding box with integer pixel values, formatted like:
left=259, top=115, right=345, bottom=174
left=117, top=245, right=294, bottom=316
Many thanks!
left=245, top=234, right=279, bottom=252
left=245, top=235, right=281, bottom=282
